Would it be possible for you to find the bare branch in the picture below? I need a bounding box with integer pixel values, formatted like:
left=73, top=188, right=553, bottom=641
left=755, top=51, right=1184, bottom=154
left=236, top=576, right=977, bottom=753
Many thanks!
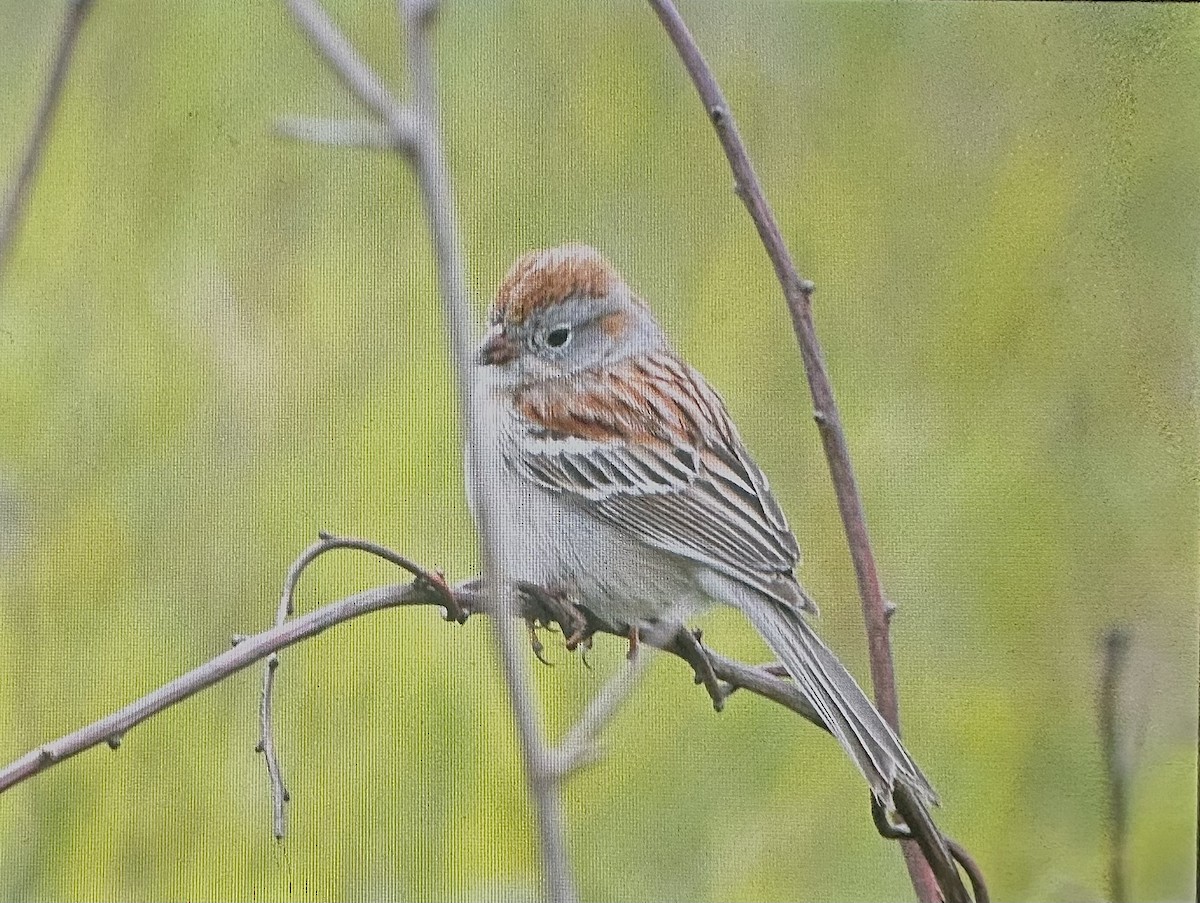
left=645, top=2, right=979, bottom=900
left=283, top=0, right=419, bottom=156
left=545, top=652, right=654, bottom=778
left=892, top=786, right=975, bottom=903
left=397, top=0, right=476, bottom=404
left=275, top=114, right=407, bottom=151
left=0, top=0, right=96, bottom=280
left=1099, top=627, right=1132, bottom=903
left=0, top=579, right=413, bottom=795
left=279, top=2, right=575, bottom=896
left=394, top=0, right=579, bottom=897
left=397, top=0, right=578, bottom=895
left=258, top=533, right=463, bottom=838
left=0, top=544, right=832, bottom=800
left=947, top=838, right=991, bottom=903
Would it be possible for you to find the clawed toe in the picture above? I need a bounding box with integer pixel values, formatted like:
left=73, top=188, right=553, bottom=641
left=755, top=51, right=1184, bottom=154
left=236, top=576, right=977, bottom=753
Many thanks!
left=673, top=627, right=730, bottom=711
left=526, top=618, right=554, bottom=666
left=563, top=622, right=594, bottom=652
left=519, top=581, right=594, bottom=656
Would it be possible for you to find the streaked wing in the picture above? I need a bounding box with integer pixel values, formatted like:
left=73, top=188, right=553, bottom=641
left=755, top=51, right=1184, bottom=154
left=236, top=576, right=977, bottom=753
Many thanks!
left=511, top=353, right=800, bottom=596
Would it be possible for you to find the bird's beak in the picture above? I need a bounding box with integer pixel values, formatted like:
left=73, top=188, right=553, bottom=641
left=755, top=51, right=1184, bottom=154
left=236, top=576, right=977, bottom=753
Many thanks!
left=477, top=323, right=518, bottom=366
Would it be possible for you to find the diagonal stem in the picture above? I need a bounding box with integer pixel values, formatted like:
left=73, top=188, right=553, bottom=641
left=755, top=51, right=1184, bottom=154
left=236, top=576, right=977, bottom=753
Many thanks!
left=0, top=0, right=97, bottom=280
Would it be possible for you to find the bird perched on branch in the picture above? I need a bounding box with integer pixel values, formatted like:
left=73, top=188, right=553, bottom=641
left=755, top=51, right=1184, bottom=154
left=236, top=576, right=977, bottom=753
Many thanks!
left=468, top=243, right=937, bottom=809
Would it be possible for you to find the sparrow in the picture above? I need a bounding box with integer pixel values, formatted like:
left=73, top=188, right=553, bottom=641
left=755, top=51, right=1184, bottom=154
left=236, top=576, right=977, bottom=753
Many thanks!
left=467, top=243, right=937, bottom=808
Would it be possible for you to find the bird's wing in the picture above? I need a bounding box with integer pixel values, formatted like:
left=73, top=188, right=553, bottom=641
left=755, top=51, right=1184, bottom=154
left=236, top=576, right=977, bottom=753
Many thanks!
left=509, top=352, right=801, bottom=600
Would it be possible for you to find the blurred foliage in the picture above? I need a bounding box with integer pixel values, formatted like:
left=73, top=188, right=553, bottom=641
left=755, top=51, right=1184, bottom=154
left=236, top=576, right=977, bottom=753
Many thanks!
left=1, top=1, right=1197, bottom=901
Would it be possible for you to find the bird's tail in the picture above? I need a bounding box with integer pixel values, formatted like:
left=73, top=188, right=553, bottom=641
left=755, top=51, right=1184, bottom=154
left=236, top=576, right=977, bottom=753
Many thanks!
left=745, top=600, right=938, bottom=808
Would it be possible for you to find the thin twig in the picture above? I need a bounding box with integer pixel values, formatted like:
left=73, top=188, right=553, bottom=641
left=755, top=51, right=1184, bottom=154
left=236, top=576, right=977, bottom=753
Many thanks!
left=892, top=785, right=971, bottom=903
left=397, top=0, right=475, bottom=407
left=281, top=2, right=576, bottom=897
left=398, top=0, right=578, bottom=895
left=0, top=580, right=414, bottom=795
left=0, top=0, right=96, bottom=280
left=257, top=532, right=463, bottom=838
left=1099, top=627, right=1132, bottom=903
left=1, top=553, right=834, bottom=798
left=947, top=838, right=991, bottom=903
left=275, top=114, right=406, bottom=151
left=284, top=0, right=419, bottom=157
left=645, top=3, right=972, bottom=901
left=395, top=0, right=578, bottom=897
left=257, top=652, right=288, bottom=837
left=544, top=652, right=654, bottom=778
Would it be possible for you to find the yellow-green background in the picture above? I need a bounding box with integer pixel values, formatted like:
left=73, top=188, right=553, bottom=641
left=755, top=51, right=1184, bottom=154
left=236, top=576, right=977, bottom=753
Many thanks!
left=1, top=2, right=1196, bottom=900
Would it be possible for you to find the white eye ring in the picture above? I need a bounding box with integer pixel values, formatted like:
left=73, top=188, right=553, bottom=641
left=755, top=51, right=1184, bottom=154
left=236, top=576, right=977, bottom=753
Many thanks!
left=544, top=325, right=572, bottom=349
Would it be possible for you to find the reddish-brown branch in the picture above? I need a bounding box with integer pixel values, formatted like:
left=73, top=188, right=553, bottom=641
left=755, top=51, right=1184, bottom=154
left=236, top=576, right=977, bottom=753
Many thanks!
left=645, top=2, right=979, bottom=901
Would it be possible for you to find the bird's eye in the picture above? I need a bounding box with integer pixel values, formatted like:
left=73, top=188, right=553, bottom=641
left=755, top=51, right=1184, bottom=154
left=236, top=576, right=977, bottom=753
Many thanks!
left=545, top=326, right=572, bottom=349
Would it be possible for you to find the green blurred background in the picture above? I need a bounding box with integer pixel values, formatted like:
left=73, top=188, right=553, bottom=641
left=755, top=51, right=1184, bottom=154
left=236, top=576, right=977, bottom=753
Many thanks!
left=1, top=2, right=1196, bottom=900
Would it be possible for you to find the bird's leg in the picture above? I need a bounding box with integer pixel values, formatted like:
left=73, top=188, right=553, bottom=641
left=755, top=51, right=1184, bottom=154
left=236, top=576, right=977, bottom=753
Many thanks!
left=525, top=617, right=553, bottom=667
left=671, top=627, right=731, bottom=712
left=870, top=794, right=914, bottom=840
left=625, top=625, right=640, bottom=660
left=518, top=581, right=594, bottom=652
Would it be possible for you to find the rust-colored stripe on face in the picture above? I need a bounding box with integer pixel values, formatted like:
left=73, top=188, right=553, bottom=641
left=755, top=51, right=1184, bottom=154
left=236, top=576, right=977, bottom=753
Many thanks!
left=492, top=245, right=617, bottom=326
left=597, top=310, right=629, bottom=338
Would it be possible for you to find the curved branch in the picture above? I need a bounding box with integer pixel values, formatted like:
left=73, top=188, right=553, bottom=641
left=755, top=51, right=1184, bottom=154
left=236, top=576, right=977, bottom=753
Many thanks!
left=645, top=3, right=982, bottom=901
left=257, top=532, right=463, bottom=838
left=0, top=539, right=828, bottom=799
left=947, top=838, right=991, bottom=903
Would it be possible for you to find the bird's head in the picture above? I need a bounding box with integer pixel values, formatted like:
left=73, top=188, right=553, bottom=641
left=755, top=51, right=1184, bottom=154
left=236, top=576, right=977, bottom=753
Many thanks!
left=477, top=245, right=667, bottom=387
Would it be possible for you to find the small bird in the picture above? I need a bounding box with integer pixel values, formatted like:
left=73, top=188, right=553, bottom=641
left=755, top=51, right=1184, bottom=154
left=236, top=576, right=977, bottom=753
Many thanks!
left=468, top=243, right=937, bottom=808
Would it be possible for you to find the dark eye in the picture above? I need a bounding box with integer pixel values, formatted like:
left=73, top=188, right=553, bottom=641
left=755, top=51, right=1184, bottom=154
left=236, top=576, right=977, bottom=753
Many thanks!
left=545, top=326, right=572, bottom=349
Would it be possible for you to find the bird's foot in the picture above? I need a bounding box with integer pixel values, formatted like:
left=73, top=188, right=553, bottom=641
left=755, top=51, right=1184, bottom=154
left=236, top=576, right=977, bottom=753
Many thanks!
left=672, top=627, right=730, bottom=712
left=625, top=625, right=640, bottom=661
left=519, top=581, right=594, bottom=653
left=870, top=794, right=914, bottom=840
left=525, top=618, right=554, bottom=666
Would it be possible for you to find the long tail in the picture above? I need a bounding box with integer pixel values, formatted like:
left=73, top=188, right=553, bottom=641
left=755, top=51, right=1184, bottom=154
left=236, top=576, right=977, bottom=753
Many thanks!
left=744, top=599, right=939, bottom=807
